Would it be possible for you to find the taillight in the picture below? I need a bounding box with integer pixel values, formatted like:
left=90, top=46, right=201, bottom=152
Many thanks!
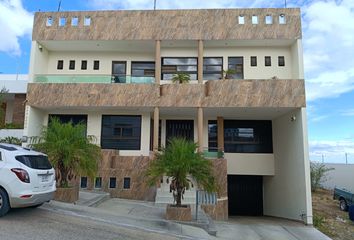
left=11, top=168, right=30, bottom=183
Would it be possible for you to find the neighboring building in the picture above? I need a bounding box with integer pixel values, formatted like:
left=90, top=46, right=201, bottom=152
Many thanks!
left=24, top=8, right=312, bottom=224
left=322, top=163, right=354, bottom=193
left=0, top=74, right=27, bottom=139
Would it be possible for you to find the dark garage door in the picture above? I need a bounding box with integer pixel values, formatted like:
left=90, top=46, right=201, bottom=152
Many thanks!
left=228, top=175, right=263, bottom=216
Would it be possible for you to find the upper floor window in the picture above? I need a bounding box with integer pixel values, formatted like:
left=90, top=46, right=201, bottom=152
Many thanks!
left=101, top=115, right=141, bottom=150
left=265, top=56, right=271, bottom=67
left=203, top=57, right=223, bottom=80
left=278, top=56, right=285, bottom=67
left=161, top=57, right=197, bottom=80
left=279, top=14, right=286, bottom=24
left=208, top=120, right=218, bottom=151
left=69, top=60, right=75, bottom=70
left=46, top=17, right=53, bottom=26
left=57, top=60, right=64, bottom=70
left=252, top=15, right=258, bottom=24
left=228, top=57, right=244, bottom=79
left=84, top=16, right=91, bottom=26
left=238, top=15, right=245, bottom=24
left=93, top=60, right=100, bottom=70
left=265, top=15, right=273, bottom=24
left=59, top=17, right=66, bottom=27
left=81, top=60, right=87, bottom=70
left=131, top=62, right=155, bottom=77
left=71, top=17, right=79, bottom=26
left=250, top=56, right=257, bottom=67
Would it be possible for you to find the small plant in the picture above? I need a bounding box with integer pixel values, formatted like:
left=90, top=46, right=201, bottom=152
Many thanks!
left=313, top=214, right=325, bottom=228
left=0, top=136, right=22, bottom=145
left=172, top=73, right=190, bottom=84
left=310, top=161, right=334, bottom=192
left=0, top=87, right=9, bottom=128
left=2, top=123, right=23, bottom=129
left=222, top=69, right=236, bottom=80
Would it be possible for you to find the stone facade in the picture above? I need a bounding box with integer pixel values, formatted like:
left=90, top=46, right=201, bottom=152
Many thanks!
left=12, top=94, right=26, bottom=127
left=33, top=9, right=301, bottom=41
left=26, top=79, right=306, bottom=109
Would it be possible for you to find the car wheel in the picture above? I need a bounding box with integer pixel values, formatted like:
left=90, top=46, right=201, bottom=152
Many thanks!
left=340, top=199, right=348, bottom=211
left=0, top=188, right=10, bottom=217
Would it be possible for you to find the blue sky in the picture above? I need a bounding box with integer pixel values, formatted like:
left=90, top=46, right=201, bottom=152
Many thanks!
left=1, top=0, right=353, bottom=163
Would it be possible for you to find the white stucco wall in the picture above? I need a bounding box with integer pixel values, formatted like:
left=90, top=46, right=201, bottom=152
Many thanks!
left=321, top=163, right=354, bottom=193
left=226, top=153, right=275, bottom=175
left=263, top=108, right=313, bottom=224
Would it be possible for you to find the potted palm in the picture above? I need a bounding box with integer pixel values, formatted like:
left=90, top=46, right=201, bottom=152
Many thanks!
left=31, top=118, right=101, bottom=203
left=146, top=138, right=217, bottom=221
left=171, top=73, right=191, bottom=84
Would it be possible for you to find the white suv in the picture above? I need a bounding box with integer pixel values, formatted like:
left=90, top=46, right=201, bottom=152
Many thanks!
left=0, top=143, right=56, bottom=217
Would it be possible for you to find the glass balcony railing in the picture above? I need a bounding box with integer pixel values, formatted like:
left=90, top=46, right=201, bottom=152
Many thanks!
left=34, top=75, right=155, bottom=84
left=202, top=147, right=224, bottom=159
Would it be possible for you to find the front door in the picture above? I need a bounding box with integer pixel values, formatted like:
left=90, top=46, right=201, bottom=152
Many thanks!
left=166, top=120, right=194, bottom=145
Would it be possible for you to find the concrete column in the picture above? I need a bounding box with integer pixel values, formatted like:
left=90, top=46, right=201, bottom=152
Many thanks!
left=155, top=40, right=161, bottom=84
left=217, top=116, right=224, bottom=151
left=198, top=40, right=203, bottom=83
left=153, top=107, right=160, bottom=151
left=197, top=107, right=204, bottom=152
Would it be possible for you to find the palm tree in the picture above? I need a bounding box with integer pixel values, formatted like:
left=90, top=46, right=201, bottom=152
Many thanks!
left=31, top=118, right=101, bottom=187
left=171, top=73, right=191, bottom=84
left=146, top=138, right=217, bottom=207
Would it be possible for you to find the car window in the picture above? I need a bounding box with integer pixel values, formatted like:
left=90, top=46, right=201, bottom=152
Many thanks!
left=15, top=155, right=52, bottom=170
left=0, top=151, right=2, bottom=161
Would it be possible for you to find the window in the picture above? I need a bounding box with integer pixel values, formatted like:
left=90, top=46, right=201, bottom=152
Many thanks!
left=278, top=56, right=285, bottom=67
left=80, top=177, right=87, bottom=188
left=69, top=60, right=75, bottom=70
left=0, top=152, right=2, bottom=161
left=252, top=15, right=258, bottom=24
left=101, top=115, right=141, bottom=150
left=109, top=177, right=116, bottom=188
left=15, top=155, right=52, bottom=170
left=250, top=56, right=257, bottom=67
left=81, top=60, right=87, bottom=70
left=203, top=57, right=223, bottom=80
left=279, top=14, right=286, bottom=24
left=95, top=177, right=102, bottom=189
left=46, top=17, right=53, bottom=26
left=48, top=114, right=88, bottom=136
left=59, top=17, right=66, bottom=26
left=228, top=57, right=244, bottom=79
left=265, top=15, right=273, bottom=24
left=208, top=120, right=218, bottom=151
left=238, top=15, right=245, bottom=24
left=84, top=16, right=91, bottom=26
left=131, top=62, right=155, bottom=77
left=161, top=57, right=197, bottom=80
left=93, top=60, right=100, bottom=70
left=265, top=56, right=271, bottom=67
left=112, top=62, right=127, bottom=83
left=123, top=177, right=131, bottom=189
left=57, top=60, right=64, bottom=70
left=224, top=120, right=273, bottom=153
left=71, top=17, right=78, bottom=26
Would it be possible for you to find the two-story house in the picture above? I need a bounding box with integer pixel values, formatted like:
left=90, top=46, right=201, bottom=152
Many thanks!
left=24, top=8, right=312, bottom=224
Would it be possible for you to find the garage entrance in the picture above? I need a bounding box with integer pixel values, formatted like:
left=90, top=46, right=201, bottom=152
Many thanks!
left=228, top=175, right=263, bottom=216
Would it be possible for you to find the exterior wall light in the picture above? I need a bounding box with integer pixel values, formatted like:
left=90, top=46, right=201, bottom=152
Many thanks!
left=290, top=115, right=296, bottom=122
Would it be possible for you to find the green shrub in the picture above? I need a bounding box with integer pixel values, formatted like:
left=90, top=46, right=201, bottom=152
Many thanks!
left=0, top=136, right=22, bottom=145
left=310, top=162, right=334, bottom=192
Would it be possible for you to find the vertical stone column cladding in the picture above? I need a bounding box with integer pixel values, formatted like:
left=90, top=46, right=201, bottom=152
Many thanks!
left=12, top=94, right=26, bottom=127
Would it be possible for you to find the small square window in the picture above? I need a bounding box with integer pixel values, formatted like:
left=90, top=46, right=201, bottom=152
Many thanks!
left=250, top=56, right=257, bottom=67
left=123, top=177, right=130, bottom=189
left=72, top=17, right=79, bottom=26
left=265, top=15, right=273, bottom=24
left=81, top=60, right=87, bottom=70
left=252, top=15, right=258, bottom=24
left=109, top=177, right=117, bottom=188
left=265, top=56, right=271, bottom=67
left=59, top=17, right=66, bottom=27
left=57, top=60, right=64, bottom=70
left=93, top=60, right=100, bottom=70
left=84, top=16, right=91, bottom=26
left=95, top=177, right=102, bottom=188
left=46, top=17, right=53, bottom=26
left=279, top=14, right=286, bottom=24
left=238, top=15, right=245, bottom=24
left=80, top=177, right=87, bottom=188
left=278, top=56, right=285, bottom=67
left=69, top=60, right=75, bottom=70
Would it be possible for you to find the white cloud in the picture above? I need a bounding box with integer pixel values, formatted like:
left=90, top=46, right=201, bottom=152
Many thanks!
left=0, top=0, right=33, bottom=55
left=340, top=109, right=354, bottom=116
left=309, top=140, right=354, bottom=163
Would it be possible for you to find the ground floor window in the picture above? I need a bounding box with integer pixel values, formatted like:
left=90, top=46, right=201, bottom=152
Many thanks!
left=80, top=177, right=87, bottom=188
left=101, top=115, right=141, bottom=150
left=224, top=120, right=273, bottom=153
left=109, top=177, right=117, bottom=189
left=123, top=177, right=131, bottom=189
left=95, top=177, right=102, bottom=189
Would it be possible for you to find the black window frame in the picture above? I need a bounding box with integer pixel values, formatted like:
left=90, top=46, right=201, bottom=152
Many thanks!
left=123, top=177, right=131, bottom=189
left=93, top=60, right=100, bottom=70
left=161, top=57, right=198, bottom=80
left=131, top=61, right=155, bottom=77
left=69, top=60, right=75, bottom=70
left=101, top=115, right=142, bottom=150
left=250, top=56, right=257, bottom=67
left=208, top=120, right=218, bottom=152
left=81, top=60, right=87, bottom=70
left=278, top=56, right=285, bottom=67
left=265, top=56, right=271, bottom=67
left=57, top=60, right=64, bottom=70
left=203, top=57, right=223, bottom=80
left=94, top=177, right=102, bottom=189
left=109, top=177, right=117, bottom=189
left=80, top=177, right=88, bottom=188
left=228, top=57, right=244, bottom=79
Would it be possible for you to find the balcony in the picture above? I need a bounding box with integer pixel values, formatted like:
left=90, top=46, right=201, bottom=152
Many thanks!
left=203, top=148, right=224, bottom=159
left=34, top=75, right=155, bottom=84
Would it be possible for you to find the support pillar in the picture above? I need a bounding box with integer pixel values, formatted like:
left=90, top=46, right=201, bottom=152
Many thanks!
left=197, top=107, right=204, bottom=152
left=153, top=107, right=160, bottom=151
left=155, top=40, right=161, bottom=85
left=198, top=40, right=203, bottom=83
left=217, top=116, right=224, bottom=152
